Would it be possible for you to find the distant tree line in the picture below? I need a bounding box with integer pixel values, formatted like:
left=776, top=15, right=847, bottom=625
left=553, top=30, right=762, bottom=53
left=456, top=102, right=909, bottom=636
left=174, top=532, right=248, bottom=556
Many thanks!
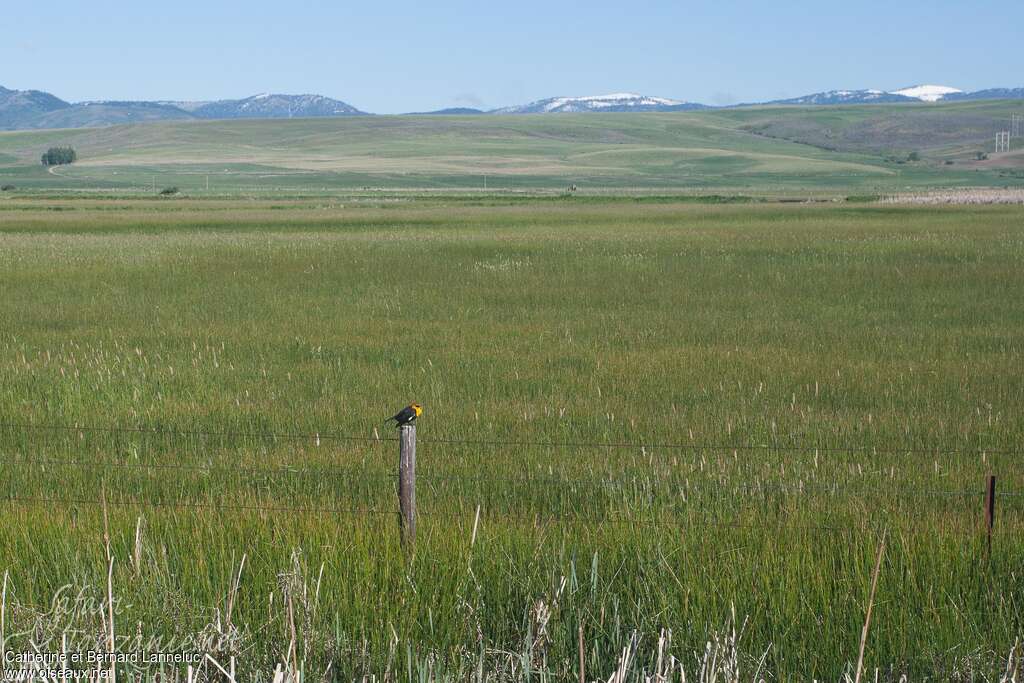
left=41, top=146, right=77, bottom=166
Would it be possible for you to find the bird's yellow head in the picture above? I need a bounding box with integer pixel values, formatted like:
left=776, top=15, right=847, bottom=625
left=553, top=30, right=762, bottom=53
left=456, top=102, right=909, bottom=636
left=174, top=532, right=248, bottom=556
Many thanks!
left=412, top=403, right=423, bottom=417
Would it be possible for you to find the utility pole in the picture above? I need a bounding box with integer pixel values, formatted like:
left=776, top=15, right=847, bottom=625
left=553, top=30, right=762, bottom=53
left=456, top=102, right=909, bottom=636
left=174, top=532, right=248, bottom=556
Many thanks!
left=995, top=131, right=1010, bottom=153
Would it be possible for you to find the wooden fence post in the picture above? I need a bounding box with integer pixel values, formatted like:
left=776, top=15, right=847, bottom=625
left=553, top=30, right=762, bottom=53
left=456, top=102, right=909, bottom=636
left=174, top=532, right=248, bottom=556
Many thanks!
left=578, top=623, right=585, bottom=683
left=984, top=474, right=996, bottom=556
left=399, top=424, right=416, bottom=547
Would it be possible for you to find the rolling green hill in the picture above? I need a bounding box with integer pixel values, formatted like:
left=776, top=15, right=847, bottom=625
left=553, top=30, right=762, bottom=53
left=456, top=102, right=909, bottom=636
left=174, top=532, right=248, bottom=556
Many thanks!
left=712, top=99, right=1024, bottom=160
left=0, top=101, right=1022, bottom=195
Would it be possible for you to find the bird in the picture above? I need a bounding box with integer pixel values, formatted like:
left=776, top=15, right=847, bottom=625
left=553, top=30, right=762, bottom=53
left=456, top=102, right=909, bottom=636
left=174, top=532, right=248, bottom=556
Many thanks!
left=387, top=403, right=423, bottom=427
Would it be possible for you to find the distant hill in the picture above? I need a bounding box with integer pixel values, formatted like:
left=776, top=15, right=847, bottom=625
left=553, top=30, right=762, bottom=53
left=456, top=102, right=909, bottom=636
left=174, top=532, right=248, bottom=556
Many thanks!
left=1, top=99, right=1021, bottom=193
left=764, top=85, right=969, bottom=105
left=943, top=88, right=1024, bottom=101
left=36, top=101, right=196, bottom=129
left=190, top=93, right=365, bottom=119
left=0, top=87, right=367, bottom=130
left=0, top=86, right=71, bottom=128
left=766, top=90, right=917, bottom=105
left=733, top=102, right=1018, bottom=159
left=406, top=107, right=485, bottom=115
left=491, top=93, right=708, bottom=114
left=155, top=101, right=214, bottom=113
left=760, top=84, right=1024, bottom=106
left=3, top=83, right=1024, bottom=131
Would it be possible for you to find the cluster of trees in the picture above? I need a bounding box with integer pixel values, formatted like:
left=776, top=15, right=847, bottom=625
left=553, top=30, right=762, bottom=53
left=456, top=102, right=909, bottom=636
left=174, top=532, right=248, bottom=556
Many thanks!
left=40, top=146, right=77, bottom=166
left=884, top=150, right=922, bottom=164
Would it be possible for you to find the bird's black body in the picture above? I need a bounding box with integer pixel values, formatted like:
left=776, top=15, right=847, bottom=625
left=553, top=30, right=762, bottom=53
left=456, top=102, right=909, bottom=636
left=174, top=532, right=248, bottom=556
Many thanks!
left=388, top=403, right=421, bottom=427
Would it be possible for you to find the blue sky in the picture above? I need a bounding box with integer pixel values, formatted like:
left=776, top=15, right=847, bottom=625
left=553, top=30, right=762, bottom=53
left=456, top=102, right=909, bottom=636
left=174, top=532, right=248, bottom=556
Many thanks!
left=4, top=0, right=1023, bottom=113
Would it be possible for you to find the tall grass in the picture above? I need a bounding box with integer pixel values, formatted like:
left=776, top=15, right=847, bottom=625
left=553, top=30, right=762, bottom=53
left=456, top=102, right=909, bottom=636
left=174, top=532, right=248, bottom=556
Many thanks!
left=0, top=198, right=1022, bottom=680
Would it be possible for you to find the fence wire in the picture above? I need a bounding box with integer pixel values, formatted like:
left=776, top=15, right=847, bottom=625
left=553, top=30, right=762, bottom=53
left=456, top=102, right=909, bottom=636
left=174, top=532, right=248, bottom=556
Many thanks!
left=0, top=454, right=1018, bottom=499
left=0, top=421, right=1020, bottom=524
left=1, top=421, right=1019, bottom=457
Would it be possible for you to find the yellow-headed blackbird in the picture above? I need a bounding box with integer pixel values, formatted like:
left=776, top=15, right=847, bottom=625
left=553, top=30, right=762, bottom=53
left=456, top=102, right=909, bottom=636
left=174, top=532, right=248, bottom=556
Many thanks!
left=387, top=403, right=423, bottom=427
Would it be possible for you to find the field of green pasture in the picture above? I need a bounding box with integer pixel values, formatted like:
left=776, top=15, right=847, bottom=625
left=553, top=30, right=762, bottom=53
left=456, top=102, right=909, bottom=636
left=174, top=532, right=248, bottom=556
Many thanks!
left=1, top=102, right=1022, bottom=195
left=0, top=198, right=1022, bottom=681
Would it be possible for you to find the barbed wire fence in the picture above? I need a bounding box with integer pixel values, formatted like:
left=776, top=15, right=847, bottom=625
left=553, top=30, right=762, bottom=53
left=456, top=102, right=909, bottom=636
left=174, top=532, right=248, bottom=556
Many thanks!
left=0, top=420, right=1018, bottom=542
left=3, top=420, right=1022, bottom=456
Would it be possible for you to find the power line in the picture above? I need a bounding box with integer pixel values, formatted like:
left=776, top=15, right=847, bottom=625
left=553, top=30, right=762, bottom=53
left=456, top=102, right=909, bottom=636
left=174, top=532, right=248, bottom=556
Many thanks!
left=996, top=131, right=1010, bottom=153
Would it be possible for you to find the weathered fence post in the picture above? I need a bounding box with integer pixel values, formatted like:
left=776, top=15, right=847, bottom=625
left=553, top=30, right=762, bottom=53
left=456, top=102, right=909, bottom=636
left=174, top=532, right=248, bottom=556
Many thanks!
left=578, top=623, right=586, bottom=683
left=984, top=474, right=996, bottom=556
left=399, top=424, right=416, bottom=547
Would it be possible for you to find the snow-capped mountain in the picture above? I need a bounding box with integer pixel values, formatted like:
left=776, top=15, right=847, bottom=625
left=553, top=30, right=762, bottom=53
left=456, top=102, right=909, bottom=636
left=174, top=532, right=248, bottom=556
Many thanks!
left=767, top=85, right=973, bottom=105
left=769, top=89, right=916, bottom=105
left=498, top=86, right=992, bottom=112
left=0, top=86, right=368, bottom=129
left=4, top=82, right=1024, bottom=130
left=191, top=93, right=365, bottom=119
left=492, top=93, right=707, bottom=114
left=890, top=85, right=963, bottom=102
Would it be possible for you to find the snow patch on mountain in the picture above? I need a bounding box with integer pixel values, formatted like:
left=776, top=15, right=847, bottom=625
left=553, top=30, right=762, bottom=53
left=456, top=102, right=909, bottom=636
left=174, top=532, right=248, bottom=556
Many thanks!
left=891, top=85, right=963, bottom=102
left=493, top=92, right=705, bottom=114
left=767, top=85, right=969, bottom=105
left=768, top=89, right=915, bottom=105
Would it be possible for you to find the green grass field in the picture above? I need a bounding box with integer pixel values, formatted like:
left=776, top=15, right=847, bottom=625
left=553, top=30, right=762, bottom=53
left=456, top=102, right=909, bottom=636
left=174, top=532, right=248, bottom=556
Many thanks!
left=1, top=101, right=1022, bottom=196
left=0, top=197, right=1022, bottom=681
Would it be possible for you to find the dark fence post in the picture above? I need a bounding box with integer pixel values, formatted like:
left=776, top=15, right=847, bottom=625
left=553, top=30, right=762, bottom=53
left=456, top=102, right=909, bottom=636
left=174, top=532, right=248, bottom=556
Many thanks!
left=984, top=474, right=996, bottom=557
left=399, top=424, right=416, bottom=547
